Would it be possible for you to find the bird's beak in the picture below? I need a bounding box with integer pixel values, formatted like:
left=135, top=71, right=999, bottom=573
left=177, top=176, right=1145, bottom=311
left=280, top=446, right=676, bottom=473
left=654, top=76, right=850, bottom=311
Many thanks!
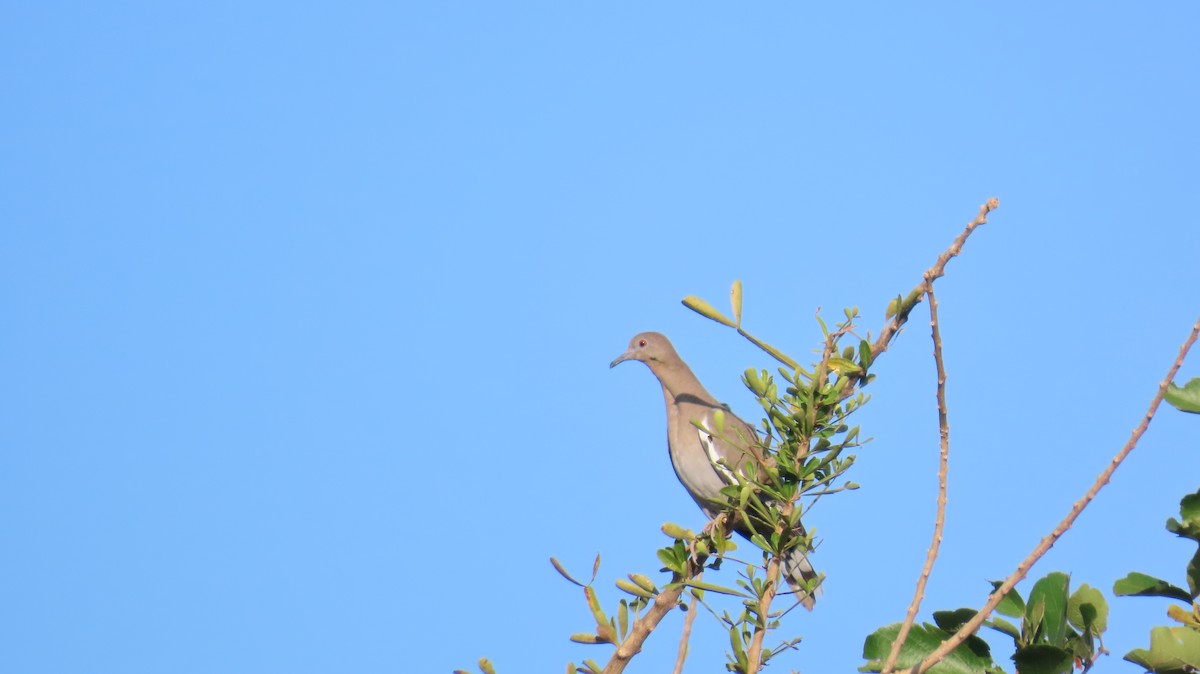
left=609, top=351, right=632, bottom=369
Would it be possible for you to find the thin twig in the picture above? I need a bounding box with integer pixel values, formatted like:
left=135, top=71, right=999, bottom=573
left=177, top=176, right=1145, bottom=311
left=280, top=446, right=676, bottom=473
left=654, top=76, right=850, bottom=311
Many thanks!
left=870, top=198, right=998, bottom=361
left=897, top=316, right=1200, bottom=674
left=881, top=285, right=953, bottom=674
left=671, top=585, right=701, bottom=674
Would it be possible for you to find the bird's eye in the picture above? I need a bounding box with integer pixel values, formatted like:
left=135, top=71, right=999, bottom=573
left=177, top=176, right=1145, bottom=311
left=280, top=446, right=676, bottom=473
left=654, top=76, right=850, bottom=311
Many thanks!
left=638, top=339, right=647, bottom=347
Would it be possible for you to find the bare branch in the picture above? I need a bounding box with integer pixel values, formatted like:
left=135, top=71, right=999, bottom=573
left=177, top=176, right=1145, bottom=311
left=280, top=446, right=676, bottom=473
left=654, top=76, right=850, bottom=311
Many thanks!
left=897, top=315, right=1200, bottom=674
left=881, top=285, right=953, bottom=674
left=871, top=197, right=998, bottom=361
left=671, top=586, right=701, bottom=674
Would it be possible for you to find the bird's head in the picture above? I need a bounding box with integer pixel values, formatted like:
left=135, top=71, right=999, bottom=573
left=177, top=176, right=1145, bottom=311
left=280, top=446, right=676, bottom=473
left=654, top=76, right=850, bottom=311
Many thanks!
left=610, top=332, right=678, bottom=369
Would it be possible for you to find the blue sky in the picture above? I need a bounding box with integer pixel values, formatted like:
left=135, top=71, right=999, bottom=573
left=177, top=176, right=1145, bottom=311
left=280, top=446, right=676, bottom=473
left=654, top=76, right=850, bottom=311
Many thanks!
left=3, top=3, right=1198, bottom=673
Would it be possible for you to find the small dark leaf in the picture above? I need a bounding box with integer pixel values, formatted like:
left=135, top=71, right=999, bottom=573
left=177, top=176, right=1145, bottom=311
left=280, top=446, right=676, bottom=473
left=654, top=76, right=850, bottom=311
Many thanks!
left=1067, top=583, right=1108, bottom=633
left=1188, top=550, right=1200, bottom=598
left=932, top=608, right=977, bottom=633
left=1011, top=644, right=1074, bottom=674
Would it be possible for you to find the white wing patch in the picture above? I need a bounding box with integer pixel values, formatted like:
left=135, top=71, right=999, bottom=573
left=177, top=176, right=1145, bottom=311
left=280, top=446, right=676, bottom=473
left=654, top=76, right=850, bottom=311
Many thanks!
left=697, top=422, right=738, bottom=485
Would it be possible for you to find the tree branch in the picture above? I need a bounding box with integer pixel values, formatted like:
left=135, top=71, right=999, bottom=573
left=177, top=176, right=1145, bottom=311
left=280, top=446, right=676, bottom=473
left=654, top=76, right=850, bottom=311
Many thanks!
left=871, top=197, right=998, bottom=361
left=896, top=315, right=1200, bottom=674
left=746, top=553, right=784, bottom=674
left=881, top=285, right=952, bottom=674
left=671, top=584, right=701, bottom=674
left=601, top=584, right=685, bottom=674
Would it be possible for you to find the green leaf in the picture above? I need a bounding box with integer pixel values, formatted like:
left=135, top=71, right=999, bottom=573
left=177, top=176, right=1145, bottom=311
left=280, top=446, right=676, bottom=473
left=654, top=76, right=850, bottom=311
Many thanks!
left=730, top=625, right=748, bottom=669
left=932, top=608, right=977, bottom=633
left=657, top=547, right=683, bottom=574
left=859, top=339, right=874, bottom=370
left=827, top=357, right=863, bottom=375
left=1027, top=572, right=1070, bottom=646
left=629, top=573, right=657, bottom=594
left=550, top=557, right=586, bottom=587
left=1067, top=583, right=1108, bottom=633
left=984, top=617, right=1021, bottom=641
left=1011, top=644, right=1074, bottom=674
left=750, top=533, right=771, bottom=552
left=682, top=296, right=737, bottom=327
left=569, top=633, right=602, bottom=644
left=1167, top=490, right=1200, bottom=544
left=1189, top=550, right=1200, bottom=598
left=885, top=295, right=902, bottom=320
left=713, top=408, right=726, bottom=437
left=744, top=368, right=766, bottom=395
left=1180, top=490, right=1200, bottom=522
left=860, top=623, right=1000, bottom=674
left=990, top=581, right=1025, bottom=618
left=684, top=579, right=750, bottom=597
left=738, top=329, right=801, bottom=370
left=584, top=586, right=607, bottom=627
left=1124, top=625, right=1200, bottom=673
left=661, top=522, right=695, bottom=541
left=1113, top=572, right=1193, bottom=602
left=479, top=658, right=497, bottom=674
left=615, top=578, right=654, bottom=599
left=1165, top=377, right=1200, bottom=413
left=731, top=280, right=743, bottom=326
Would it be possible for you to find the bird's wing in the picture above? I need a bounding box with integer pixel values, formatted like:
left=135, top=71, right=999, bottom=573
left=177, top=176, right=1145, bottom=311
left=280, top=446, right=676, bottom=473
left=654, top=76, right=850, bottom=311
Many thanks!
left=695, top=409, right=762, bottom=486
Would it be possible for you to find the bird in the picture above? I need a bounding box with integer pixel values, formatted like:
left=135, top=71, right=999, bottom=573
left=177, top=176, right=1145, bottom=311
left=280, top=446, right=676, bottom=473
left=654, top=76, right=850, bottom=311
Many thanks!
left=610, top=331, right=818, bottom=609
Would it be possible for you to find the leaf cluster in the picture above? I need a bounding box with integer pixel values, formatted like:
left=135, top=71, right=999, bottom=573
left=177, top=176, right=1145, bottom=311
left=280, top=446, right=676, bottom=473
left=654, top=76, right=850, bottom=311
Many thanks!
left=1114, top=489, right=1200, bottom=673
left=861, top=573, right=1109, bottom=674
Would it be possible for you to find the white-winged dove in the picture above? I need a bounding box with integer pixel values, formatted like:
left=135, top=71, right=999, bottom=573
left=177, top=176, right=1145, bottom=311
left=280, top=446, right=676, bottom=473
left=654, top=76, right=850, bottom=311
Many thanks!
left=611, top=331, right=818, bottom=609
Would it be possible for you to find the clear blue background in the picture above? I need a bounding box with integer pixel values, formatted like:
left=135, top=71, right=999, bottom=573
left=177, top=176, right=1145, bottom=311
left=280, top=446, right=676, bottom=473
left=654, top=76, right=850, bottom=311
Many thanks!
left=3, top=3, right=1198, bottom=673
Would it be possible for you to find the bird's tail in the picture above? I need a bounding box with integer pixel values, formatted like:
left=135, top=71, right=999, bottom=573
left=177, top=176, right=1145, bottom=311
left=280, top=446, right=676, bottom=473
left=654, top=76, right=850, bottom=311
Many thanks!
left=782, top=547, right=820, bottom=610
